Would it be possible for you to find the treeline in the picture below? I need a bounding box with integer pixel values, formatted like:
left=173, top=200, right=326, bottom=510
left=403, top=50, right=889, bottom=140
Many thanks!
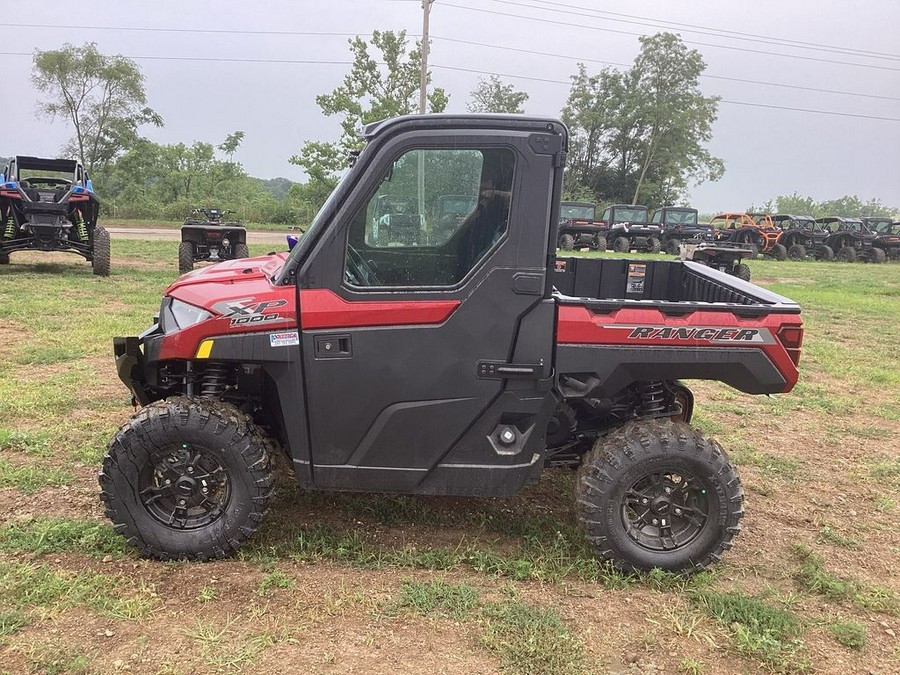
left=94, top=136, right=313, bottom=224
left=748, top=193, right=897, bottom=219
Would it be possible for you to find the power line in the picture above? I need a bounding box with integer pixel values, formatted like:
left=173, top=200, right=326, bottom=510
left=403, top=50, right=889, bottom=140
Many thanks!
left=439, top=2, right=900, bottom=72
left=492, top=0, right=900, bottom=62
left=0, top=22, right=367, bottom=38
left=3, top=50, right=897, bottom=122
left=430, top=63, right=900, bottom=122
left=431, top=36, right=900, bottom=102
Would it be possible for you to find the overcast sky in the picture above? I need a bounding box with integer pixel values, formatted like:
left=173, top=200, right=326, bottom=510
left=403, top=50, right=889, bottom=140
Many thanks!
left=0, top=0, right=898, bottom=212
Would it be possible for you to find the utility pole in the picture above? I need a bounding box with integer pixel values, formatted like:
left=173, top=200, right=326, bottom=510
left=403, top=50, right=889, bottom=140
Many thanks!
left=419, top=0, right=434, bottom=114
left=418, top=0, right=435, bottom=239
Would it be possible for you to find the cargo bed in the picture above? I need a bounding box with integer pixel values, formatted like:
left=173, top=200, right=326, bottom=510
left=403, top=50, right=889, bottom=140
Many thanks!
left=553, top=257, right=800, bottom=316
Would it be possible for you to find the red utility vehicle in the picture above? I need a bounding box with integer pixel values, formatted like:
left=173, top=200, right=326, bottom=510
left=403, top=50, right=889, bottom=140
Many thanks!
left=108, top=115, right=803, bottom=574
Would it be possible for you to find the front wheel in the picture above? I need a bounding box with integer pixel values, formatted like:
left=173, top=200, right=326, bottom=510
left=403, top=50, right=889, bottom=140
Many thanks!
left=594, top=235, right=607, bottom=252
left=0, top=252, right=9, bottom=265
left=837, top=246, right=857, bottom=262
left=770, top=243, right=788, bottom=261
left=100, top=397, right=274, bottom=560
left=92, top=226, right=110, bottom=276
left=575, top=419, right=743, bottom=574
left=178, top=241, right=195, bottom=274
left=787, top=244, right=806, bottom=260
left=613, top=236, right=631, bottom=253
left=664, top=238, right=681, bottom=256
left=234, top=243, right=250, bottom=259
left=816, top=245, right=834, bottom=261
left=558, top=234, right=575, bottom=251
left=869, top=247, right=887, bottom=264
left=648, top=237, right=662, bottom=254
left=734, top=263, right=751, bottom=281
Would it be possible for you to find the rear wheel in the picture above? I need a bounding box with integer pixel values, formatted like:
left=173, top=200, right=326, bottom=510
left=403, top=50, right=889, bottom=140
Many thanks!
left=664, top=238, right=681, bottom=256
left=92, top=226, right=110, bottom=276
left=234, top=243, right=250, bottom=259
left=0, top=252, right=9, bottom=265
left=869, top=247, right=887, bottom=264
left=734, top=263, right=751, bottom=281
left=746, top=243, right=759, bottom=259
left=179, top=241, right=195, bottom=274
left=787, top=244, right=806, bottom=260
left=575, top=419, right=743, bottom=573
left=99, top=397, right=274, bottom=560
left=594, top=235, right=607, bottom=252
left=816, top=245, right=834, bottom=261
left=837, top=246, right=857, bottom=262
left=559, top=234, right=575, bottom=251
left=613, top=236, right=631, bottom=253
left=770, top=243, right=788, bottom=261
left=648, top=237, right=662, bottom=254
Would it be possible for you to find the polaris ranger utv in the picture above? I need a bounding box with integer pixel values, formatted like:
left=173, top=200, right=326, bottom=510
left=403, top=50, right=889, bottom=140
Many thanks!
left=108, top=115, right=804, bottom=574
left=602, top=204, right=662, bottom=253
left=0, top=156, right=108, bottom=274
left=179, top=208, right=249, bottom=274
left=651, top=207, right=714, bottom=255
left=557, top=201, right=607, bottom=251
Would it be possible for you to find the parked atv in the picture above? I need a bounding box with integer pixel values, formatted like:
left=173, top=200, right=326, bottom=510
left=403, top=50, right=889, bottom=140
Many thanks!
left=652, top=207, right=714, bottom=255
left=179, top=208, right=249, bottom=274
left=432, top=195, right=477, bottom=243
left=0, top=156, right=108, bottom=275
left=603, top=204, right=661, bottom=253
left=772, top=215, right=827, bottom=260
left=868, top=220, right=900, bottom=260
left=557, top=201, right=607, bottom=251
left=814, top=217, right=886, bottom=263
left=710, top=213, right=785, bottom=260
left=678, top=240, right=753, bottom=281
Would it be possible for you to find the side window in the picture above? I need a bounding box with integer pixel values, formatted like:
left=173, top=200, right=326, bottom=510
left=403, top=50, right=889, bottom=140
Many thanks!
left=345, top=147, right=516, bottom=288
left=651, top=210, right=661, bottom=224
left=601, top=208, right=611, bottom=221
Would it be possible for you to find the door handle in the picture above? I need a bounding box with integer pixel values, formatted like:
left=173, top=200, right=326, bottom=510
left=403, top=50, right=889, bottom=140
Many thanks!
left=314, top=334, right=352, bottom=359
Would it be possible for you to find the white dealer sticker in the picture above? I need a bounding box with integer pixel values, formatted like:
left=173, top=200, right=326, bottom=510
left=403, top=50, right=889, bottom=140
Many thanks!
left=270, top=331, right=299, bottom=347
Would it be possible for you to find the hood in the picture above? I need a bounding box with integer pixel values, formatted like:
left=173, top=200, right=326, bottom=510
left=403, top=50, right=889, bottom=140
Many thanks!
left=165, top=253, right=291, bottom=313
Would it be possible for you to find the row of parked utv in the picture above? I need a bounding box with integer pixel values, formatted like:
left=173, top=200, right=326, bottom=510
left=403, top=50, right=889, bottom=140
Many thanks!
left=558, top=202, right=900, bottom=264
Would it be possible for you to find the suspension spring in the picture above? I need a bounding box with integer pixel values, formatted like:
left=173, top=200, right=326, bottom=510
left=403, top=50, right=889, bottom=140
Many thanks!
left=200, top=363, right=230, bottom=397
left=3, top=216, right=14, bottom=239
left=636, top=381, right=668, bottom=418
left=74, top=214, right=88, bottom=242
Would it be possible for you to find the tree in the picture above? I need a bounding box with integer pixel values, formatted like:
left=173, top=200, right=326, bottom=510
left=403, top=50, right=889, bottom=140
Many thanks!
left=218, top=131, right=245, bottom=163
left=467, top=75, right=528, bottom=113
left=290, top=30, right=448, bottom=192
left=32, top=43, right=162, bottom=173
left=561, top=33, right=722, bottom=207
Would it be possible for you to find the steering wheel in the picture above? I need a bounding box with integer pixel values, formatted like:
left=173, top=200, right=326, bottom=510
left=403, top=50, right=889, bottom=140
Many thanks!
left=345, top=245, right=381, bottom=286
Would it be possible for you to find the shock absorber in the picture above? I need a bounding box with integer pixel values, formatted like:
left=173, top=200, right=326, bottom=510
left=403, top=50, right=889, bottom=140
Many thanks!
left=3, top=215, right=14, bottom=239
left=73, top=211, right=88, bottom=241
left=636, top=381, right=668, bottom=418
left=200, top=363, right=230, bottom=397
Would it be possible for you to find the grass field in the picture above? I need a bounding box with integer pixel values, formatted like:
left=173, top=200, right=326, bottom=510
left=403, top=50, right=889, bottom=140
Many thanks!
left=0, top=241, right=898, bottom=674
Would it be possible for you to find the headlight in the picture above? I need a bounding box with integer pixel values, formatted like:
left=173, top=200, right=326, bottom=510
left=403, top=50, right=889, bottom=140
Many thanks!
left=159, top=297, right=213, bottom=333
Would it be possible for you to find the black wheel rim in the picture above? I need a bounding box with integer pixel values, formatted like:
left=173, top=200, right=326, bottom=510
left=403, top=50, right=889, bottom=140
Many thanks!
left=139, top=443, right=231, bottom=530
left=622, top=470, right=710, bottom=552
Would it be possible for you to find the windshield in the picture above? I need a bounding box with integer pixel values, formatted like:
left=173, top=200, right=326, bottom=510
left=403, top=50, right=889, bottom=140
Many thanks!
left=665, top=210, right=698, bottom=225
left=613, top=207, right=648, bottom=223
left=560, top=204, right=595, bottom=220
left=866, top=219, right=893, bottom=233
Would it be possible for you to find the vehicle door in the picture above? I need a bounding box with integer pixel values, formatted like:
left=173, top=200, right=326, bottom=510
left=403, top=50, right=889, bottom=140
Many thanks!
left=297, top=129, right=561, bottom=495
